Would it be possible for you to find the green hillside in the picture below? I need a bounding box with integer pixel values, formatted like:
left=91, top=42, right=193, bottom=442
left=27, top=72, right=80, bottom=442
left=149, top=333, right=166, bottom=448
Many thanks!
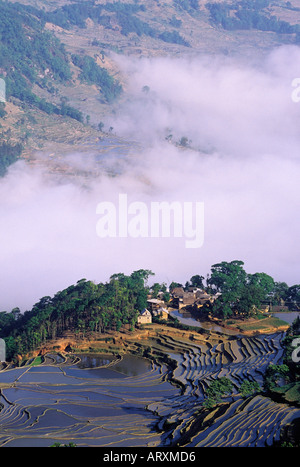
left=1, top=269, right=154, bottom=361
left=0, top=1, right=74, bottom=113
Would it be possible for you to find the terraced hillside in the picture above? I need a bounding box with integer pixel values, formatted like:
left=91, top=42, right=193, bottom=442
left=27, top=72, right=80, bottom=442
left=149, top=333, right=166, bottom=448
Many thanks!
left=190, top=395, right=300, bottom=447
left=0, top=330, right=299, bottom=446
left=146, top=332, right=300, bottom=446
left=0, top=354, right=178, bottom=447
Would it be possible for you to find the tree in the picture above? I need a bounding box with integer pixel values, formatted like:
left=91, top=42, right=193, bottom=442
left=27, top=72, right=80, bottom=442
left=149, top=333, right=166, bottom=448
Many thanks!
left=264, top=364, right=290, bottom=391
left=208, top=261, right=247, bottom=318
left=208, top=260, right=247, bottom=294
left=240, top=379, right=261, bottom=397
left=190, top=275, right=205, bottom=289
left=211, top=294, right=234, bottom=319
left=247, top=272, right=275, bottom=298
left=130, top=269, right=154, bottom=311
left=169, top=281, right=183, bottom=291
left=285, top=285, right=300, bottom=305
left=130, top=269, right=154, bottom=287
left=150, top=283, right=161, bottom=298
left=203, top=377, right=233, bottom=408
left=235, top=284, right=265, bottom=316
left=11, top=307, right=21, bottom=321
left=208, top=262, right=275, bottom=318
left=272, top=282, right=289, bottom=304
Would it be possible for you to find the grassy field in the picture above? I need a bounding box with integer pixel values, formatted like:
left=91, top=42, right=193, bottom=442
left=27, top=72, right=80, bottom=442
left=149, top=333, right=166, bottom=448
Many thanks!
left=235, top=316, right=289, bottom=333
left=31, top=356, right=43, bottom=366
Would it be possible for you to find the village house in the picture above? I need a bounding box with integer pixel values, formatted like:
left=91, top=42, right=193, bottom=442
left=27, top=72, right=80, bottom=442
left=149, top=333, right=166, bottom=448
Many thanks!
left=137, top=308, right=152, bottom=324
left=138, top=287, right=221, bottom=325
left=171, top=287, right=212, bottom=310
left=171, top=287, right=193, bottom=309
left=137, top=305, right=170, bottom=325
left=171, top=287, right=221, bottom=311
left=194, top=291, right=214, bottom=309
left=171, top=287, right=185, bottom=299
left=146, top=298, right=165, bottom=312
left=180, top=292, right=196, bottom=309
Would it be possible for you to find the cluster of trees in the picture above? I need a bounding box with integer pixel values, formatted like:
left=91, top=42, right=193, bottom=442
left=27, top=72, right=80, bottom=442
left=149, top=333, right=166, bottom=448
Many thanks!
left=105, top=2, right=189, bottom=45
left=8, top=83, right=83, bottom=122
left=109, top=3, right=189, bottom=45
left=169, top=15, right=182, bottom=28
left=114, top=10, right=156, bottom=37
left=0, top=0, right=128, bottom=121
left=0, top=270, right=154, bottom=361
left=19, top=2, right=105, bottom=30
left=174, top=0, right=200, bottom=13
left=207, top=260, right=275, bottom=319
left=21, top=0, right=189, bottom=46
left=206, top=0, right=300, bottom=35
left=34, top=1, right=149, bottom=37
left=0, top=1, right=85, bottom=121
left=0, top=142, right=23, bottom=176
left=71, top=54, right=122, bottom=103
left=159, top=30, right=190, bottom=47
left=0, top=1, right=72, bottom=86
left=203, top=377, right=233, bottom=408
left=208, top=261, right=300, bottom=319
left=203, top=377, right=260, bottom=408
left=173, top=260, right=300, bottom=319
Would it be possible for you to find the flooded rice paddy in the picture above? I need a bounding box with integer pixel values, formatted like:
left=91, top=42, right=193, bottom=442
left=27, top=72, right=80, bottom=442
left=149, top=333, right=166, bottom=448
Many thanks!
left=0, top=354, right=179, bottom=447
left=1, top=332, right=300, bottom=447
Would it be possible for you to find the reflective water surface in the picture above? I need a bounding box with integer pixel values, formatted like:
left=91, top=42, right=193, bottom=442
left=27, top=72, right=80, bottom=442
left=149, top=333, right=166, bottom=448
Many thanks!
left=0, top=354, right=179, bottom=447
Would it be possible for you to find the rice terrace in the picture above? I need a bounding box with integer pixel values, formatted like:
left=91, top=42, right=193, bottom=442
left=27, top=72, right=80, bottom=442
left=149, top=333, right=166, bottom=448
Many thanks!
left=0, top=264, right=300, bottom=447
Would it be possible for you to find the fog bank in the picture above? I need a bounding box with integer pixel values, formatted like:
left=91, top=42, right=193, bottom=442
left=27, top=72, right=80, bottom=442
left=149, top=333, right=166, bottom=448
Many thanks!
left=1, top=46, right=299, bottom=311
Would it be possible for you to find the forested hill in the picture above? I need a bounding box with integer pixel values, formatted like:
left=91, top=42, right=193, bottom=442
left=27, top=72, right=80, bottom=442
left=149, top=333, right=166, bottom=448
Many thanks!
left=0, top=1, right=78, bottom=116
left=0, top=269, right=154, bottom=361
left=0, top=0, right=126, bottom=107
left=0, top=0, right=124, bottom=173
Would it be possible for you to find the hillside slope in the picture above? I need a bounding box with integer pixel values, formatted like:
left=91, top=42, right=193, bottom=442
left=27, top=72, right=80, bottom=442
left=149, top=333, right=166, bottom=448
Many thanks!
left=1, top=0, right=300, bottom=171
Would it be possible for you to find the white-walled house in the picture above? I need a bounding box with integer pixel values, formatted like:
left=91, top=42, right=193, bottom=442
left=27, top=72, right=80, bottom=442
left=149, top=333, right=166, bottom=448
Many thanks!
left=137, top=308, right=152, bottom=324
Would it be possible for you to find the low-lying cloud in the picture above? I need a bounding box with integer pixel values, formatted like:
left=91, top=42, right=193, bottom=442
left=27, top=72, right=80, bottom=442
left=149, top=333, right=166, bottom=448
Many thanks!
left=1, top=46, right=299, bottom=311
